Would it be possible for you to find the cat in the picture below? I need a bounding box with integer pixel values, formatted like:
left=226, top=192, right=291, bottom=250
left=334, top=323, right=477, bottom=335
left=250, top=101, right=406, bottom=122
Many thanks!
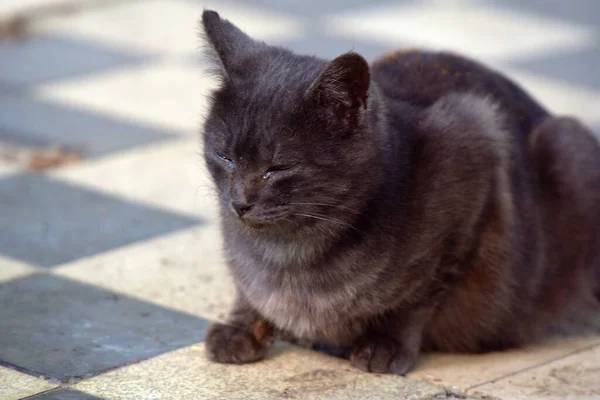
left=199, top=10, right=600, bottom=375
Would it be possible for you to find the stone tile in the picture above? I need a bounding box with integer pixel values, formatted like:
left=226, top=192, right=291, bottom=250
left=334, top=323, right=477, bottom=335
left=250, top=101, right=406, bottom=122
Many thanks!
left=0, top=365, right=56, bottom=400
left=0, top=173, right=202, bottom=268
left=0, top=34, right=150, bottom=88
left=494, top=64, right=600, bottom=126
left=75, top=343, right=446, bottom=400
left=26, top=388, right=107, bottom=400
left=0, top=0, right=87, bottom=15
left=409, top=335, right=600, bottom=393
left=0, top=160, right=18, bottom=178
left=592, top=123, right=600, bottom=139
left=482, top=0, right=600, bottom=28
left=55, top=226, right=235, bottom=323
left=36, top=60, right=218, bottom=133
left=33, top=0, right=305, bottom=56
left=0, top=274, right=211, bottom=382
left=51, top=137, right=216, bottom=218
left=469, top=343, right=600, bottom=399
left=282, top=24, right=396, bottom=61
left=220, top=0, right=415, bottom=18
left=509, top=45, right=600, bottom=91
left=324, top=2, right=596, bottom=63
left=0, top=94, right=178, bottom=159
left=0, top=254, right=40, bottom=283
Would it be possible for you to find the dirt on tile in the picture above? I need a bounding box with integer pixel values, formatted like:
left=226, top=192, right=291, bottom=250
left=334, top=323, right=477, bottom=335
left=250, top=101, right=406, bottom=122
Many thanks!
left=512, top=364, right=600, bottom=397
left=0, top=143, right=81, bottom=171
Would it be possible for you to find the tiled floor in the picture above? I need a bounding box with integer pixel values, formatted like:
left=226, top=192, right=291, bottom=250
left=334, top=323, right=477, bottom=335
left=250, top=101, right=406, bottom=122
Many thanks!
left=0, top=0, right=599, bottom=399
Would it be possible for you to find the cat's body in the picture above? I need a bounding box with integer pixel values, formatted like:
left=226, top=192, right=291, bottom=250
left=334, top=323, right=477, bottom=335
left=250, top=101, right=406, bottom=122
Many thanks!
left=201, top=10, right=600, bottom=374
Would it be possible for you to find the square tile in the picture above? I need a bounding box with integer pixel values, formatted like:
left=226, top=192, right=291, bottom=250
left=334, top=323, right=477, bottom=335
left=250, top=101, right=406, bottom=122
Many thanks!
left=483, top=0, right=600, bottom=28
left=0, top=35, right=150, bottom=88
left=0, top=173, right=202, bottom=268
left=221, top=0, right=414, bottom=18
left=324, top=2, right=596, bottom=63
left=74, top=343, right=446, bottom=400
left=0, top=274, right=211, bottom=382
left=282, top=27, right=396, bottom=61
left=0, top=254, right=40, bottom=284
left=33, top=0, right=305, bottom=56
left=24, top=388, right=106, bottom=400
left=0, top=94, right=178, bottom=159
left=0, top=365, right=56, bottom=400
left=52, top=137, right=217, bottom=219
left=494, top=64, right=600, bottom=126
left=509, top=46, right=600, bottom=91
left=0, top=159, right=18, bottom=178
left=36, top=60, right=218, bottom=132
left=409, top=335, right=600, bottom=392
left=0, top=0, right=87, bottom=15
left=469, top=343, right=600, bottom=399
left=55, top=227, right=235, bottom=323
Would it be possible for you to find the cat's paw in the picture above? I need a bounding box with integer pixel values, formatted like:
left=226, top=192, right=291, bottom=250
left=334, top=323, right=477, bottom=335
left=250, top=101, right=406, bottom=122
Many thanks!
left=350, top=334, right=418, bottom=375
left=205, top=323, right=266, bottom=364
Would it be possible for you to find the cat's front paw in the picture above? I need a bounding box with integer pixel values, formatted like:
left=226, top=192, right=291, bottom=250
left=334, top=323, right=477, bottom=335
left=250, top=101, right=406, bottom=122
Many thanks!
left=350, top=334, right=418, bottom=375
left=205, top=323, right=266, bottom=364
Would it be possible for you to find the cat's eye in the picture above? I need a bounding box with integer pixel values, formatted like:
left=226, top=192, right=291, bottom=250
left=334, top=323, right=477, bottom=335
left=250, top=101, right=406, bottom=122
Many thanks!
left=263, top=165, right=293, bottom=180
left=216, top=151, right=235, bottom=170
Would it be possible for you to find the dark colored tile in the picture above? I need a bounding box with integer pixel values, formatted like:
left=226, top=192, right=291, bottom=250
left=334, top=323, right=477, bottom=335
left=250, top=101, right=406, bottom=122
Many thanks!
left=199, top=0, right=414, bottom=18
left=0, top=274, right=210, bottom=382
left=0, top=35, right=151, bottom=88
left=509, top=46, right=600, bottom=90
left=0, top=95, right=177, bottom=158
left=25, top=388, right=106, bottom=400
left=592, top=123, right=600, bottom=139
left=0, top=174, right=202, bottom=267
left=282, top=26, right=397, bottom=61
left=485, top=0, right=600, bottom=28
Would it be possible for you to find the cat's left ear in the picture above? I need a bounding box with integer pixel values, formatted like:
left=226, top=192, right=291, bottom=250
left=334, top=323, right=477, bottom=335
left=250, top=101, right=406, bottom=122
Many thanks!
left=308, top=52, right=370, bottom=130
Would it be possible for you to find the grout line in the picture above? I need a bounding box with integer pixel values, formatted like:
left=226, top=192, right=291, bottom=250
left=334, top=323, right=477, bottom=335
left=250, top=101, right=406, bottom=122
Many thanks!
left=0, top=359, right=61, bottom=385
left=465, top=341, right=600, bottom=393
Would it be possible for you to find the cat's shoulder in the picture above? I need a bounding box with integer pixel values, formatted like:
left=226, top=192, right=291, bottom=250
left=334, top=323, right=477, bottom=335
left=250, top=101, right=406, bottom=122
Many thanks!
left=412, top=92, right=511, bottom=191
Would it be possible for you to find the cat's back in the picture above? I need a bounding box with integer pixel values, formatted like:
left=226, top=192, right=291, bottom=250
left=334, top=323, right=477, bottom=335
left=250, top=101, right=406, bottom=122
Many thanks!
left=371, top=49, right=548, bottom=136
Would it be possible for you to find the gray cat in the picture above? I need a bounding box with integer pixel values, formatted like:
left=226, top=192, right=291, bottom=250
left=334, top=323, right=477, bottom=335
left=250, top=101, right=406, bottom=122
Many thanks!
left=200, top=10, right=600, bottom=374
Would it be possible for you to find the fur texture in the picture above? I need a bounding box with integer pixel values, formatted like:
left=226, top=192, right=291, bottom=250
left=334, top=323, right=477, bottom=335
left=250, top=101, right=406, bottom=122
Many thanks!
left=200, top=10, right=600, bottom=374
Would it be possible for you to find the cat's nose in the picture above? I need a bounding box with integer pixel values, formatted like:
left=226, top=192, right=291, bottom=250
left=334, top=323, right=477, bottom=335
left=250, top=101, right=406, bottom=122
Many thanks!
left=231, top=201, right=253, bottom=218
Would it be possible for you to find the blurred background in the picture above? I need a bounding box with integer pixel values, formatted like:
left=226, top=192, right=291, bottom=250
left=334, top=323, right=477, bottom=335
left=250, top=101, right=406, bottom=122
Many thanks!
left=0, top=0, right=599, bottom=398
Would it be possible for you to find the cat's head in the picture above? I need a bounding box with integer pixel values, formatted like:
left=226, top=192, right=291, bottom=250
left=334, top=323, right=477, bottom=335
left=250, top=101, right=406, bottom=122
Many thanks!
left=200, top=10, right=383, bottom=235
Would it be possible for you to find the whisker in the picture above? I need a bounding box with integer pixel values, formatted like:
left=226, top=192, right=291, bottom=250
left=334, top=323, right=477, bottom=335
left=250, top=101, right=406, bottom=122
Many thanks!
left=289, top=202, right=362, bottom=215
left=293, top=212, right=361, bottom=233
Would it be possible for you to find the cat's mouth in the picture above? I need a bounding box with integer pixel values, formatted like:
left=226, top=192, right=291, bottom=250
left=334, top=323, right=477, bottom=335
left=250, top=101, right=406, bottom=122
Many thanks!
left=238, top=210, right=290, bottom=229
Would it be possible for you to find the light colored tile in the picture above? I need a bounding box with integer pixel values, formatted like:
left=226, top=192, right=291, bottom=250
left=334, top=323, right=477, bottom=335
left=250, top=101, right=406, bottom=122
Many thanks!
left=0, top=161, right=18, bottom=178
left=52, top=137, right=217, bottom=219
left=0, top=366, right=57, bottom=400
left=409, top=335, right=600, bottom=393
left=32, top=0, right=305, bottom=56
left=470, top=343, right=600, bottom=400
left=495, top=64, right=600, bottom=126
left=74, top=343, right=446, bottom=400
left=55, top=225, right=235, bottom=322
left=0, top=0, right=81, bottom=15
left=0, top=254, right=41, bottom=283
left=36, top=59, right=218, bottom=132
left=325, top=2, right=596, bottom=63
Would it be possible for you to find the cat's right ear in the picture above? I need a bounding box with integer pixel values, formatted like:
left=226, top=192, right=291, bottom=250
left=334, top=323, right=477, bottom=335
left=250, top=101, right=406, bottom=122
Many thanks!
left=308, top=52, right=370, bottom=131
left=200, top=10, right=255, bottom=80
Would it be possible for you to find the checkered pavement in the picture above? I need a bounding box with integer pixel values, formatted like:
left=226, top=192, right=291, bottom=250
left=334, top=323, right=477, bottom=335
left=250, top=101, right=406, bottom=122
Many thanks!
left=0, top=0, right=599, bottom=399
